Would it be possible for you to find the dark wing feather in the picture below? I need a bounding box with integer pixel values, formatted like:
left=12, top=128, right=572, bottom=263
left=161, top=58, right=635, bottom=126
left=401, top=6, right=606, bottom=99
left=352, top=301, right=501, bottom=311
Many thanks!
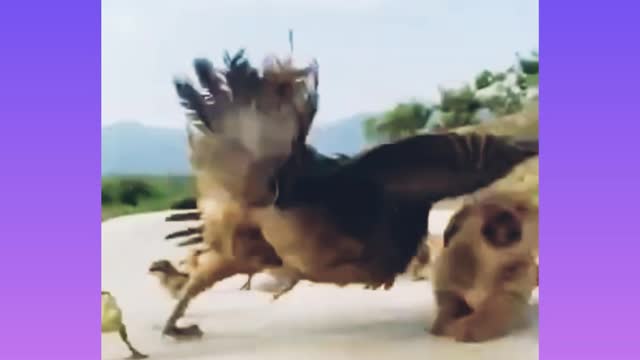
left=276, top=133, right=537, bottom=208
left=335, top=133, right=538, bottom=202
left=165, top=225, right=203, bottom=240
left=165, top=211, right=201, bottom=222
left=177, top=236, right=204, bottom=247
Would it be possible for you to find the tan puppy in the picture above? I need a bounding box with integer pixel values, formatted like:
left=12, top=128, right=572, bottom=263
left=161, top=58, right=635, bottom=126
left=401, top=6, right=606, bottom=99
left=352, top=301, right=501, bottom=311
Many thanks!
left=431, top=192, right=538, bottom=342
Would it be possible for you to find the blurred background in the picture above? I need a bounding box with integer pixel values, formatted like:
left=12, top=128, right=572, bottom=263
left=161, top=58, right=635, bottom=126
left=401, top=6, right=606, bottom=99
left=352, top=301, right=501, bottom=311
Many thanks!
left=101, top=0, right=539, bottom=220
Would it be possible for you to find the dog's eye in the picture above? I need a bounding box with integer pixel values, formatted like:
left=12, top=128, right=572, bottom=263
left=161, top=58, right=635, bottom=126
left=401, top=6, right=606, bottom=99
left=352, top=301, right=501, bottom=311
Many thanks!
left=482, top=210, right=522, bottom=247
left=507, top=228, right=522, bottom=243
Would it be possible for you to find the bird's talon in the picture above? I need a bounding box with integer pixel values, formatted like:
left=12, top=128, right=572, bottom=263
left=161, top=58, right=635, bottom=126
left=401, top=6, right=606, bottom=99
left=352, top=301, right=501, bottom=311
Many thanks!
left=127, top=352, right=149, bottom=360
left=162, top=324, right=204, bottom=340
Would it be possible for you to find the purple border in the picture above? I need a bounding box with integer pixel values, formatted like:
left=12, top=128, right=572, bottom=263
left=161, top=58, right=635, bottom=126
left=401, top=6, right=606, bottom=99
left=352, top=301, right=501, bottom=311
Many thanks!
left=0, top=1, right=638, bottom=359
left=0, top=1, right=101, bottom=359
left=540, top=1, right=640, bottom=359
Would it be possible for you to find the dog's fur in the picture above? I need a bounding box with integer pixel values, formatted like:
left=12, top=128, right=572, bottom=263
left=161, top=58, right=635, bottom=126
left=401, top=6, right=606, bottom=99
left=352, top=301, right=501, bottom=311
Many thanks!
left=430, top=192, right=538, bottom=342
left=161, top=50, right=539, bottom=339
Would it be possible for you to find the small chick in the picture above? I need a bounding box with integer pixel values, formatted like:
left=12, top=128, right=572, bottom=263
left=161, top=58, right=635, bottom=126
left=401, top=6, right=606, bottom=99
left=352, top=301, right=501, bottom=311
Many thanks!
left=101, top=291, right=148, bottom=359
left=148, top=260, right=189, bottom=300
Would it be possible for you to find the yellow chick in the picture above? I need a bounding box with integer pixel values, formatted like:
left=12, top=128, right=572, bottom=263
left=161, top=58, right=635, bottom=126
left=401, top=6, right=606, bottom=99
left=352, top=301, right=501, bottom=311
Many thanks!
left=101, top=291, right=148, bottom=359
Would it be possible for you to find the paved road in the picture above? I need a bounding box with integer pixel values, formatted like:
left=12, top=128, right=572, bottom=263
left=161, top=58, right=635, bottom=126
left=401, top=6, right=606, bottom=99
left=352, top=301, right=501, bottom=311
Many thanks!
left=101, top=208, right=538, bottom=360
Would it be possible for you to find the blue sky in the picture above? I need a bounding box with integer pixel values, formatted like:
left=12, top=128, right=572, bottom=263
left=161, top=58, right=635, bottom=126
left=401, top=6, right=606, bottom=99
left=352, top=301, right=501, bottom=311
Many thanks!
left=102, top=0, right=538, bottom=129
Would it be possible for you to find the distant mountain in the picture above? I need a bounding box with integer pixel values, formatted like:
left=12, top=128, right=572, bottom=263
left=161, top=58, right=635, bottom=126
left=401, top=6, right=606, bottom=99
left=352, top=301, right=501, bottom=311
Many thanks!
left=101, top=122, right=191, bottom=176
left=101, top=114, right=371, bottom=176
left=307, top=113, right=371, bottom=156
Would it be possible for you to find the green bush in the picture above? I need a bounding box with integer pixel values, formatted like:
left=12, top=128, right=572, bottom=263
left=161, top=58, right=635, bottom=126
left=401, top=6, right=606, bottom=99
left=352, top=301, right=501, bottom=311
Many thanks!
left=101, top=182, right=118, bottom=205
left=475, top=70, right=495, bottom=90
left=101, top=175, right=195, bottom=220
left=101, top=189, right=113, bottom=204
left=170, top=197, right=198, bottom=210
left=117, top=179, right=158, bottom=206
left=519, top=58, right=539, bottom=75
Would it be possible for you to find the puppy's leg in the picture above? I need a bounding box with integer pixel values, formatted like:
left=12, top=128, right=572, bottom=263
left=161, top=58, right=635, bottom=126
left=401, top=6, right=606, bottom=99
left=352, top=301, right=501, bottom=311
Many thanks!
left=162, top=252, right=246, bottom=340
left=430, top=291, right=472, bottom=336
left=447, top=292, right=529, bottom=342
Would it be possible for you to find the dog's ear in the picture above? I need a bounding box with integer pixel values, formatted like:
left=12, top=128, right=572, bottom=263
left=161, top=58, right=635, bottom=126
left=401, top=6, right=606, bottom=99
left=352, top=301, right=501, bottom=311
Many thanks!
left=332, top=133, right=538, bottom=203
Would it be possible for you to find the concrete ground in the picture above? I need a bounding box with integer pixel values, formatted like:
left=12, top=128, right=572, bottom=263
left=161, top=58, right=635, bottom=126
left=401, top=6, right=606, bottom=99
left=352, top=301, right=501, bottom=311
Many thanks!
left=101, top=208, right=538, bottom=360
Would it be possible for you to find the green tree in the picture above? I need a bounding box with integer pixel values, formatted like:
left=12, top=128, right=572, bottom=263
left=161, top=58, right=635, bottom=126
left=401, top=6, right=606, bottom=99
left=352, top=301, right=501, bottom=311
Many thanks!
left=517, top=51, right=539, bottom=75
left=475, top=70, right=495, bottom=90
left=117, top=179, right=157, bottom=207
left=362, top=49, right=539, bottom=143
left=363, top=102, right=433, bottom=143
left=438, top=85, right=482, bottom=128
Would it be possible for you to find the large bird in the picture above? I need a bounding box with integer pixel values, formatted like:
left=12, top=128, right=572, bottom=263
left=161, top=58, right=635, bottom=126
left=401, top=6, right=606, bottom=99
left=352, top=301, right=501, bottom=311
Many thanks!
left=160, top=50, right=538, bottom=339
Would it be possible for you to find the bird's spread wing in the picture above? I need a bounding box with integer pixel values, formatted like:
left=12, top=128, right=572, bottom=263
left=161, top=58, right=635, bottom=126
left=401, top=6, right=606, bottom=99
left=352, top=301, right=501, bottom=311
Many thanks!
left=276, top=133, right=538, bottom=207
left=173, top=50, right=320, bottom=206
left=175, top=50, right=318, bottom=163
left=336, top=133, right=538, bottom=202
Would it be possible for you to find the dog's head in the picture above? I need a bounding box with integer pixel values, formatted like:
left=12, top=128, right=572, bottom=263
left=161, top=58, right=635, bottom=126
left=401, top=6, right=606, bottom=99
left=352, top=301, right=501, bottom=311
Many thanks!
left=437, top=192, right=538, bottom=305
